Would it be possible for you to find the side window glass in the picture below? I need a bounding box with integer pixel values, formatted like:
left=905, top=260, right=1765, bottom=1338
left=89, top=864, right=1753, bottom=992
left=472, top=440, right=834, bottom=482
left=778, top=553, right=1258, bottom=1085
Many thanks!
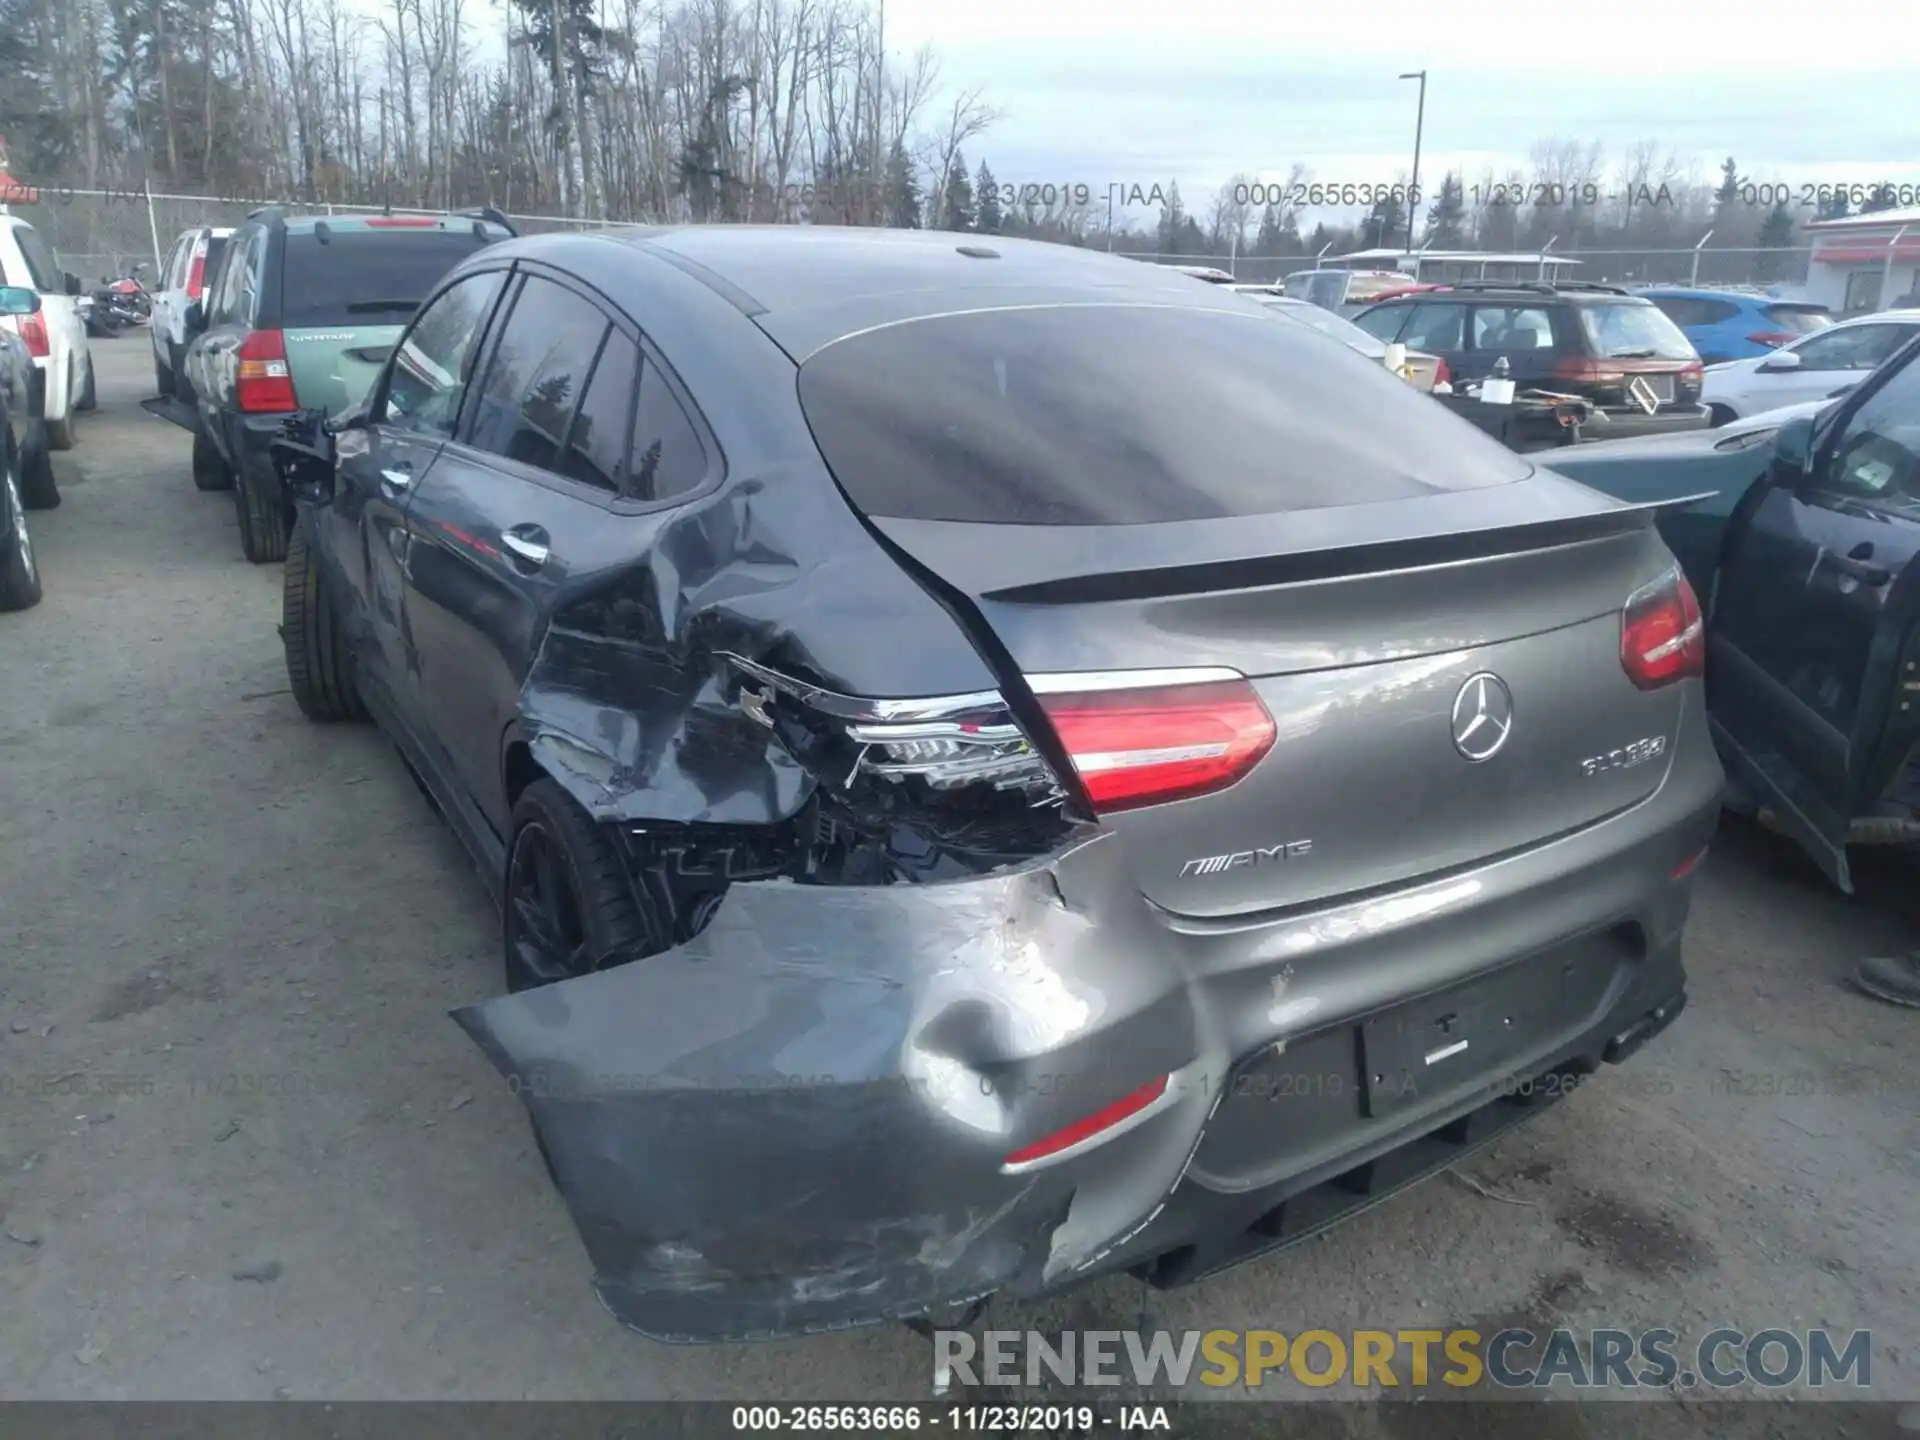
left=1791, top=327, right=1886, bottom=371
left=465, top=276, right=610, bottom=473
left=1471, top=305, right=1554, bottom=352
left=556, top=331, right=637, bottom=492
left=628, top=357, right=709, bottom=503
left=1352, top=305, right=1409, bottom=342
left=382, top=270, right=508, bottom=438
left=13, top=226, right=60, bottom=292
left=1650, top=298, right=1697, bottom=327
left=1823, top=352, right=1920, bottom=503
left=211, top=232, right=251, bottom=323
left=1700, top=299, right=1740, bottom=324
left=1400, top=303, right=1465, bottom=352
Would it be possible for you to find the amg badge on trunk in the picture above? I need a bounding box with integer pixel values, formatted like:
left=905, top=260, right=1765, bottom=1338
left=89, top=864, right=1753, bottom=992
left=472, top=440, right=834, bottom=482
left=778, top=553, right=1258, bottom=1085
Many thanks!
left=1179, top=840, right=1314, bottom=878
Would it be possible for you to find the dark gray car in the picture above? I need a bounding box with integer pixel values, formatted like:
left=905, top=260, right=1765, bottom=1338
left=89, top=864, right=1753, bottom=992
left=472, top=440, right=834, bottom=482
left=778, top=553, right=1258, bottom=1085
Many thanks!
left=271, top=227, right=1725, bottom=1342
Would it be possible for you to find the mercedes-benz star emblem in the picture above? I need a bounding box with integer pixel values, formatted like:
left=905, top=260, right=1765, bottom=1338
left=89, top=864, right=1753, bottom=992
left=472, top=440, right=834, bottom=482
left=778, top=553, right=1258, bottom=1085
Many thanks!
left=1451, top=672, right=1515, bottom=762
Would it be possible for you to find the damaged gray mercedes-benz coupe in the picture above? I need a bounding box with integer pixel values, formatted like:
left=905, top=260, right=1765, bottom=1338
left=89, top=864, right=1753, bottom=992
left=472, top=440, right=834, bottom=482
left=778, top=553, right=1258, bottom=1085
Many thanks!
left=269, top=225, right=1725, bottom=1343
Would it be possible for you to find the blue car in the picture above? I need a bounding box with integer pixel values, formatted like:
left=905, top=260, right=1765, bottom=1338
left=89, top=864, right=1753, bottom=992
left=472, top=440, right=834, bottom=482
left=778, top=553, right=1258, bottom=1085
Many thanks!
left=1636, top=286, right=1830, bottom=366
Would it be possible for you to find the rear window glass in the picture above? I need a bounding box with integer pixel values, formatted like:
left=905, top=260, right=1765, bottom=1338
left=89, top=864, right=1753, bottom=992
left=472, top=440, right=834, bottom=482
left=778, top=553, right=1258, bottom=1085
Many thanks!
left=280, top=228, right=501, bottom=328
left=797, top=304, right=1532, bottom=526
left=1577, top=300, right=1697, bottom=360
left=204, top=236, right=228, bottom=277
left=1763, top=303, right=1831, bottom=334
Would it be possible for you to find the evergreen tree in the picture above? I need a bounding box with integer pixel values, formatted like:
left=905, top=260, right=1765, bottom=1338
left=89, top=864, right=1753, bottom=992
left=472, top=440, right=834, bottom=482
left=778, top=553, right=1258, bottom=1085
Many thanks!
left=1860, top=182, right=1900, bottom=214
left=940, top=148, right=974, bottom=231
left=885, top=138, right=921, bottom=229
left=975, top=160, right=1003, bottom=232
left=1815, top=190, right=1852, bottom=221
left=1157, top=181, right=1187, bottom=254
left=1755, top=201, right=1795, bottom=281
left=1424, top=171, right=1466, bottom=246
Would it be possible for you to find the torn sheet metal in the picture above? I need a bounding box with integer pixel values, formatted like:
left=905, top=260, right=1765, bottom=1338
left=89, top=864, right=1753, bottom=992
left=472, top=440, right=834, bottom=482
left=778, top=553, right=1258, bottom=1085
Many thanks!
left=453, top=833, right=1222, bottom=1342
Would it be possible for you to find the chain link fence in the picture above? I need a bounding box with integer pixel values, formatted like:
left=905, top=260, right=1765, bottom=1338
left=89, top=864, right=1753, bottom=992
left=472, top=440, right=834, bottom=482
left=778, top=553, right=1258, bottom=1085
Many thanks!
left=12, top=188, right=609, bottom=282
left=10, top=187, right=1819, bottom=292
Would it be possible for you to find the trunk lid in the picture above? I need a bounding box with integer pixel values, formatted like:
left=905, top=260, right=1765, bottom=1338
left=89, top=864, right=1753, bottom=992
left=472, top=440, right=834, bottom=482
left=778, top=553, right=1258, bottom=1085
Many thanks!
left=282, top=324, right=404, bottom=417
left=872, top=497, right=1689, bottom=918
left=793, top=300, right=1694, bottom=919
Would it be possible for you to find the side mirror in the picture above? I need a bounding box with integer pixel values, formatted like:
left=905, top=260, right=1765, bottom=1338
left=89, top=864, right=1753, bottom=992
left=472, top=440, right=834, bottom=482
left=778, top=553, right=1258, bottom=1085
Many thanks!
left=62, top=272, right=82, bottom=297
left=1768, top=415, right=1816, bottom=488
left=0, top=285, right=41, bottom=317
left=1758, top=350, right=1802, bottom=373
left=184, top=300, right=207, bottom=336
left=270, top=410, right=339, bottom=505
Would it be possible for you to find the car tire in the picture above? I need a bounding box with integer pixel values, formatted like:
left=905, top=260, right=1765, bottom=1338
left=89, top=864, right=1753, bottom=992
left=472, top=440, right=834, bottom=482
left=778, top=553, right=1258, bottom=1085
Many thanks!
left=44, top=409, right=75, bottom=451
left=502, top=779, right=657, bottom=994
left=76, top=357, right=97, bottom=412
left=0, top=439, right=44, bottom=613
left=191, top=423, right=233, bottom=492
left=155, top=351, right=173, bottom=399
left=235, top=465, right=288, bottom=564
left=281, top=521, right=366, bottom=723
left=18, top=422, right=58, bottom=510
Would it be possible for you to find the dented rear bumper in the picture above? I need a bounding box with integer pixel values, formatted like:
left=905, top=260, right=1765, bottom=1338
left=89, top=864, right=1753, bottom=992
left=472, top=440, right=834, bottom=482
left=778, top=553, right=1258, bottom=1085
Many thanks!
left=454, top=743, right=1721, bottom=1343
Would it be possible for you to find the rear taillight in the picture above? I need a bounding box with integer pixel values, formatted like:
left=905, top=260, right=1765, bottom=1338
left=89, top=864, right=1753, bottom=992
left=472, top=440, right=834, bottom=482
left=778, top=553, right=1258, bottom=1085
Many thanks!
left=17, top=312, right=49, bottom=359
left=187, top=237, right=208, bottom=299
left=236, top=330, right=297, bottom=412
left=1033, top=674, right=1277, bottom=813
left=1746, top=331, right=1796, bottom=348
left=1432, top=356, right=1451, bottom=387
left=1621, top=570, right=1705, bottom=690
left=1552, top=356, right=1626, bottom=385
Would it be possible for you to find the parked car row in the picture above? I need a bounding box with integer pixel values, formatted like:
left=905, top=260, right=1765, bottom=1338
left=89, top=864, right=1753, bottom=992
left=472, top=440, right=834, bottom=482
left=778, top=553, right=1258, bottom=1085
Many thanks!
left=147, top=205, right=517, bottom=561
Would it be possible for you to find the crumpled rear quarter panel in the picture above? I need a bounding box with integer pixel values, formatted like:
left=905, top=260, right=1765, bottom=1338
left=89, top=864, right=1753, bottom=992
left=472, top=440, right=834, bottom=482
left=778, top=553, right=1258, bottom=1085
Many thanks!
left=452, top=834, right=1212, bottom=1342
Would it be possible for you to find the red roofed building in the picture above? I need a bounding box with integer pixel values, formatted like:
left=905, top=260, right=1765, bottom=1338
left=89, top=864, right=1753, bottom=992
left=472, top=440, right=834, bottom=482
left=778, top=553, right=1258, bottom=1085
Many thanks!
left=1802, top=206, right=1920, bottom=315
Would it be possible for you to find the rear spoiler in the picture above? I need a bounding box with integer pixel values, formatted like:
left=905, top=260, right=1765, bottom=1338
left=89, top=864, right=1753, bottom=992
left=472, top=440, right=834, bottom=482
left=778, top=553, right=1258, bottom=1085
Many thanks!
left=958, top=492, right=1721, bottom=606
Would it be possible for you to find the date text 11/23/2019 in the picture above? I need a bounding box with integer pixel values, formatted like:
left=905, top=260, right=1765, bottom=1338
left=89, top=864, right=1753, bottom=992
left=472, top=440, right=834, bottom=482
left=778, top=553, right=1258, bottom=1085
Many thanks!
left=730, top=1405, right=1172, bottom=1431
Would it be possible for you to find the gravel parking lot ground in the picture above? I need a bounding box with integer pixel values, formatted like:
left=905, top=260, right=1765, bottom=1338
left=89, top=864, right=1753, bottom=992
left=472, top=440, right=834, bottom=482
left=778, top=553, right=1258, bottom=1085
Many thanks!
left=1, top=343, right=1916, bottom=1427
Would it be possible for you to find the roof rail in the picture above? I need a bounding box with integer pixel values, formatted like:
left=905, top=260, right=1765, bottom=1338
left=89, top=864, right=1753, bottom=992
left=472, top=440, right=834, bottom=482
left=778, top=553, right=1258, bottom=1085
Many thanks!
left=457, top=205, right=519, bottom=238
left=1430, top=278, right=1631, bottom=297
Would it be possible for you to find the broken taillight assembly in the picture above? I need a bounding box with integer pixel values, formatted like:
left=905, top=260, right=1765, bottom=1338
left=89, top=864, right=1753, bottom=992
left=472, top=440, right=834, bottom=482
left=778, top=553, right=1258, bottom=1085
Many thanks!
left=722, top=654, right=1064, bottom=802
left=1031, top=673, right=1277, bottom=814
left=1620, top=569, right=1705, bottom=690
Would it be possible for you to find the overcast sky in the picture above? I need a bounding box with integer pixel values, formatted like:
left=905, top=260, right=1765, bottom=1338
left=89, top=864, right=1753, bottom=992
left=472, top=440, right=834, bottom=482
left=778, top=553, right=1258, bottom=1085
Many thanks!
left=874, top=0, right=1920, bottom=211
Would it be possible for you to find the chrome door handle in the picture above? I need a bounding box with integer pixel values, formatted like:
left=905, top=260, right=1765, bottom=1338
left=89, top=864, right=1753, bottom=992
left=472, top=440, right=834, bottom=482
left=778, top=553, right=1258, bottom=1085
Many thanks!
left=379, top=466, right=412, bottom=494
left=500, top=528, right=550, bottom=566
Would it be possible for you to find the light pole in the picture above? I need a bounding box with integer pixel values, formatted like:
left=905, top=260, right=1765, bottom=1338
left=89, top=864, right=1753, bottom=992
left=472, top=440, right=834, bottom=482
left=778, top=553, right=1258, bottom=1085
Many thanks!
left=1399, top=70, right=1426, bottom=257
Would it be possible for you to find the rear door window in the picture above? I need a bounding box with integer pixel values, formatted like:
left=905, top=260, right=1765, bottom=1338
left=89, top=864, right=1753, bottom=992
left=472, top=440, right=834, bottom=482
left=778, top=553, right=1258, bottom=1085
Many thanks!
left=280, top=227, right=502, bottom=329
left=1470, top=305, right=1556, bottom=355
left=555, top=331, right=638, bottom=493
left=797, top=304, right=1532, bottom=526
